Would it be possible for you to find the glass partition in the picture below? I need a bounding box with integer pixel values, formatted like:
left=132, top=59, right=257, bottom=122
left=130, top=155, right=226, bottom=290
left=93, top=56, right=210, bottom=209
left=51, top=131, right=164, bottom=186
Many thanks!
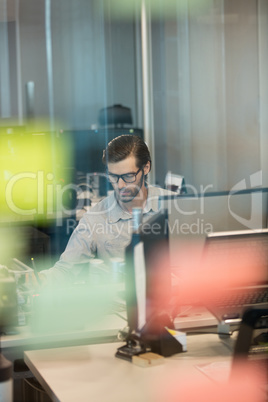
left=1, top=0, right=268, bottom=265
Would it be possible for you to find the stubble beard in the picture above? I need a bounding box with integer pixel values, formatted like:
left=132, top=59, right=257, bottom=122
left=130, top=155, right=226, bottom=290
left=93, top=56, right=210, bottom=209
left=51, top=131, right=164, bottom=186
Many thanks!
left=115, top=173, right=144, bottom=204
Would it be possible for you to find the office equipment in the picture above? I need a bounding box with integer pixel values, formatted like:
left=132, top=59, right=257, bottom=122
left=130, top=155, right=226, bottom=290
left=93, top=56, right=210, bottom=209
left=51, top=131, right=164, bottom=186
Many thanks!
left=0, top=266, right=18, bottom=330
left=232, top=308, right=268, bottom=360
left=132, top=352, right=165, bottom=367
left=157, top=189, right=268, bottom=332
left=164, top=171, right=186, bottom=194
left=30, top=258, right=42, bottom=285
left=231, top=308, right=268, bottom=393
left=98, top=104, right=133, bottom=127
left=117, top=210, right=183, bottom=359
left=25, top=81, right=35, bottom=121
left=124, top=210, right=169, bottom=334
left=202, top=229, right=268, bottom=322
left=126, top=210, right=170, bottom=329
left=173, top=306, right=218, bottom=332
left=159, top=187, right=268, bottom=267
left=7, top=259, right=35, bottom=327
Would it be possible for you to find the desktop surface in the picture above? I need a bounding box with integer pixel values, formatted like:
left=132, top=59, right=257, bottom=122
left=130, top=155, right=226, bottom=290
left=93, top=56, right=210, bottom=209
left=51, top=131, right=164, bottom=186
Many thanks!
left=2, top=313, right=126, bottom=351
left=24, top=334, right=236, bottom=402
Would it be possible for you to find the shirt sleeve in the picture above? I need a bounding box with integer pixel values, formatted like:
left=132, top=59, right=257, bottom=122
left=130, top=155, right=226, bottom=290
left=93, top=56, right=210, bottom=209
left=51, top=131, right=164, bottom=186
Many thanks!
left=40, top=215, right=96, bottom=284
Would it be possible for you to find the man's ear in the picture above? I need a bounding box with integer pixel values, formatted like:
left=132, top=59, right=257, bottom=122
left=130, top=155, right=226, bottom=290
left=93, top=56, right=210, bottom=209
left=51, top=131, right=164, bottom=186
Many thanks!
left=143, top=161, right=151, bottom=175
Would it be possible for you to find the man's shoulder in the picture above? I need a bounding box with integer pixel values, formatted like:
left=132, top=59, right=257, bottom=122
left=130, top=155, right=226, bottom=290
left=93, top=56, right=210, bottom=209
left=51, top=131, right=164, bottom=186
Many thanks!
left=84, top=192, right=117, bottom=216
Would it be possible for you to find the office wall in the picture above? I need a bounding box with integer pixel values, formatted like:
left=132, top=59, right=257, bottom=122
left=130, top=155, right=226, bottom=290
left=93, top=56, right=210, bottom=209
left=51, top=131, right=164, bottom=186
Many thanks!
left=1, top=0, right=268, bottom=190
left=258, top=0, right=268, bottom=189
left=0, top=20, right=18, bottom=119
left=16, top=0, right=139, bottom=131
left=224, top=0, right=260, bottom=188
left=104, top=18, right=140, bottom=127
left=19, top=0, right=49, bottom=121
left=152, top=0, right=268, bottom=190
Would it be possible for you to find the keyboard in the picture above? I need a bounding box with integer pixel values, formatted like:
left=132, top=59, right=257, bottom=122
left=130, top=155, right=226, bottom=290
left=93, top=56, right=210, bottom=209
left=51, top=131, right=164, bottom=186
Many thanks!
left=214, top=287, right=268, bottom=320
left=203, top=229, right=268, bottom=321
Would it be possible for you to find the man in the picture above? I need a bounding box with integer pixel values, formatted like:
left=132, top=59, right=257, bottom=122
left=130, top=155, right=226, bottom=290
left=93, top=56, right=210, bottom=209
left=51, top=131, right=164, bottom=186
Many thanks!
left=39, top=135, right=172, bottom=284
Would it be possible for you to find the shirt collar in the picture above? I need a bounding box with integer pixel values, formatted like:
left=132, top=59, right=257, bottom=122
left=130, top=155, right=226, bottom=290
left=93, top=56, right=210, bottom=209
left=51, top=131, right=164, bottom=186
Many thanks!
left=108, top=186, right=160, bottom=224
left=144, top=185, right=161, bottom=213
left=107, top=193, right=131, bottom=223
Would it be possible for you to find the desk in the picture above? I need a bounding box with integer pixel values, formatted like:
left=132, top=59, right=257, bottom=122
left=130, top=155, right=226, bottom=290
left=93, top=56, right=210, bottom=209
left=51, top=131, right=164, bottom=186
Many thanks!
left=2, top=314, right=126, bottom=351
left=24, top=334, right=235, bottom=402
left=2, top=279, right=127, bottom=358
left=3, top=313, right=126, bottom=402
left=2, top=312, right=127, bottom=372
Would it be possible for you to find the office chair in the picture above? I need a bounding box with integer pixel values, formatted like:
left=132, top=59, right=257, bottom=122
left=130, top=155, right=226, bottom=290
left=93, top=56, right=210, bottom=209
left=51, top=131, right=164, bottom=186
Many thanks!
left=98, top=104, right=133, bottom=127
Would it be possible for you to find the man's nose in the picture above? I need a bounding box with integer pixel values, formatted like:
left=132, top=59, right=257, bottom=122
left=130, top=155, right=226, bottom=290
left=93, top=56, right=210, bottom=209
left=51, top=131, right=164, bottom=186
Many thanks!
left=117, top=177, right=126, bottom=189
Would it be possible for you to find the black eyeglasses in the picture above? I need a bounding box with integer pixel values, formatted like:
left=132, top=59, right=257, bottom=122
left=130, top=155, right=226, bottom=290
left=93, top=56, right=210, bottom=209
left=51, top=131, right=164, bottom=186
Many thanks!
left=107, top=167, right=143, bottom=184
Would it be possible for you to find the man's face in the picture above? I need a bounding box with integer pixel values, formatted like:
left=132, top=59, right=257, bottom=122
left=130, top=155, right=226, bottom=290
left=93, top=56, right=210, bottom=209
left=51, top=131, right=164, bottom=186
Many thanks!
left=107, top=155, right=149, bottom=203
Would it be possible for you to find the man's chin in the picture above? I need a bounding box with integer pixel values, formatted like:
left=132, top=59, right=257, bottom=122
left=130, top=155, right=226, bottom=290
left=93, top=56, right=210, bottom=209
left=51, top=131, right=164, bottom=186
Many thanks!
left=116, top=190, right=135, bottom=203
left=115, top=186, right=142, bottom=203
left=118, top=194, right=134, bottom=203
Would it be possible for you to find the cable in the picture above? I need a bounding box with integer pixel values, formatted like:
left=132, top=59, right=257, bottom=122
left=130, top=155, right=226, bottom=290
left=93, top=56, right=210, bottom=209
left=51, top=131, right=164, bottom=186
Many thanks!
left=114, top=312, right=127, bottom=322
left=24, top=378, right=48, bottom=394
left=185, top=330, right=238, bottom=337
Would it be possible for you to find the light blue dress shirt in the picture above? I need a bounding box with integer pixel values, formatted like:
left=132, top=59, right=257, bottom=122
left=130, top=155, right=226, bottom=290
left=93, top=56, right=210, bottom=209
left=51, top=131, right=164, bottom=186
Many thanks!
left=41, top=186, right=172, bottom=283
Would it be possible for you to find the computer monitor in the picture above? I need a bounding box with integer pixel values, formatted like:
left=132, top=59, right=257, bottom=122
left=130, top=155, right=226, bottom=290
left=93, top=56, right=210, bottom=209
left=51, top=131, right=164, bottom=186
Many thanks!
left=116, top=210, right=184, bottom=360
left=124, top=210, right=170, bottom=335
left=159, top=187, right=268, bottom=267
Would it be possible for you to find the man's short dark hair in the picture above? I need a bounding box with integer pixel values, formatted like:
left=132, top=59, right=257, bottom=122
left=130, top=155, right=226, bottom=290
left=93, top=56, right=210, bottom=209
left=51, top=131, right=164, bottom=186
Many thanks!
left=102, top=134, right=151, bottom=170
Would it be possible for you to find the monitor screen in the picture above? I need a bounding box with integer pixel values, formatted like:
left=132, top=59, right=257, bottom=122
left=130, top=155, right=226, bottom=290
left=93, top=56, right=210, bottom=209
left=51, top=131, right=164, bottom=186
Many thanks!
left=159, top=187, right=268, bottom=267
left=124, top=210, right=170, bottom=335
left=204, top=228, right=268, bottom=287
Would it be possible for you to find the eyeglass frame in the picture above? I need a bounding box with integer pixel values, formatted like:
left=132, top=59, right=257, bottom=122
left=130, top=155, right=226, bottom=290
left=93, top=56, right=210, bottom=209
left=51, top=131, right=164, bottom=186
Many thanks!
left=107, top=166, right=143, bottom=184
